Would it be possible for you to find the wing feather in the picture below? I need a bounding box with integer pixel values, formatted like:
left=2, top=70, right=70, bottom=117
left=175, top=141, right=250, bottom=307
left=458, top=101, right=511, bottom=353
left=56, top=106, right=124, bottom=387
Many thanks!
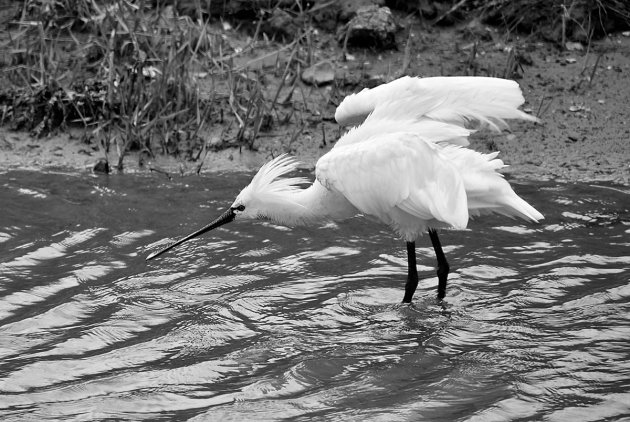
left=316, top=133, right=469, bottom=235
left=335, top=76, right=537, bottom=130
left=334, top=76, right=538, bottom=149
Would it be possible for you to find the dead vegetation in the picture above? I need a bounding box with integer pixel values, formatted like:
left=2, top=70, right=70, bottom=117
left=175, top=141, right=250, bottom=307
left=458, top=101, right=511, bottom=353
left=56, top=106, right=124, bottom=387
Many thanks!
left=1, top=0, right=333, bottom=170
left=0, top=0, right=628, bottom=172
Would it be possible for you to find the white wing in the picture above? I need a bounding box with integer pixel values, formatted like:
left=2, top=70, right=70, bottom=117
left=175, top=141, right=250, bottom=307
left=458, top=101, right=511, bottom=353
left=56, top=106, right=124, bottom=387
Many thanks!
left=335, top=76, right=538, bottom=146
left=336, top=98, right=474, bottom=147
left=316, top=133, right=469, bottom=240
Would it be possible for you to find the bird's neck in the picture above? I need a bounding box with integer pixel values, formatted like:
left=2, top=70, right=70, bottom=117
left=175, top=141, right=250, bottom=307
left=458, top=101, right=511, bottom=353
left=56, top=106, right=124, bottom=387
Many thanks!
left=263, top=181, right=356, bottom=227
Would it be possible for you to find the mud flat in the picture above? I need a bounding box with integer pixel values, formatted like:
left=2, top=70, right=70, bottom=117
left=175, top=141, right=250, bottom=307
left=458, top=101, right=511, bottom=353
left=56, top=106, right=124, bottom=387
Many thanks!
left=1, top=8, right=628, bottom=185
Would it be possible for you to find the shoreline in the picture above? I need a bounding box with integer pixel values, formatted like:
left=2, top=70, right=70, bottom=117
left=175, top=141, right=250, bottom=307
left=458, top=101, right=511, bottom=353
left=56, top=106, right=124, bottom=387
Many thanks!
left=1, top=31, right=628, bottom=186
left=1, top=123, right=628, bottom=186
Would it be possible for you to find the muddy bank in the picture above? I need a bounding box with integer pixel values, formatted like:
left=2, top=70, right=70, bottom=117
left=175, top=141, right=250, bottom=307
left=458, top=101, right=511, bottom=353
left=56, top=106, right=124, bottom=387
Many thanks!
left=1, top=3, right=629, bottom=185
left=3, top=35, right=629, bottom=185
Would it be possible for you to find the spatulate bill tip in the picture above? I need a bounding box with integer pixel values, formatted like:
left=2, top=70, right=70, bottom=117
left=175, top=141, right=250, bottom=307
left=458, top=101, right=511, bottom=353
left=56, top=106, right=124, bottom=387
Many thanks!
left=146, top=249, right=165, bottom=261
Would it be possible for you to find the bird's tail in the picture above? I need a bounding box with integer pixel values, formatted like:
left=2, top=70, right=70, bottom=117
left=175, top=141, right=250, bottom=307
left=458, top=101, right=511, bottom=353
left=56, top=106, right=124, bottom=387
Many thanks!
left=440, top=145, right=544, bottom=222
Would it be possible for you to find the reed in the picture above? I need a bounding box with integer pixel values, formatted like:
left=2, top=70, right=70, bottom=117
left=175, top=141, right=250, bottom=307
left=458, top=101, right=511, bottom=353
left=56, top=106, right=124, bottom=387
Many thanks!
left=1, top=0, right=325, bottom=170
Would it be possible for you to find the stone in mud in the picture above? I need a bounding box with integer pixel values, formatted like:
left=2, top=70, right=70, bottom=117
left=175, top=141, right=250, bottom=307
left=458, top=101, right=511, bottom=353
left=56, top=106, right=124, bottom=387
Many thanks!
left=337, top=0, right=385, bottom=22
left=301, top=61, right=335, bottom=86
left=93, top=158, right=110, bottom=174
left=344, top=6, right=397, bottom=49
left=262, top=8, right=299, bottom=41
left=308, top=0, right=384, bottom=31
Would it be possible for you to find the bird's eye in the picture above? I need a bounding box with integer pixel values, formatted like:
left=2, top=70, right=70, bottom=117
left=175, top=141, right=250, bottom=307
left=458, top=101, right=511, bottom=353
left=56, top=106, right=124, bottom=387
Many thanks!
left=234, top=204, right=245, bottom=212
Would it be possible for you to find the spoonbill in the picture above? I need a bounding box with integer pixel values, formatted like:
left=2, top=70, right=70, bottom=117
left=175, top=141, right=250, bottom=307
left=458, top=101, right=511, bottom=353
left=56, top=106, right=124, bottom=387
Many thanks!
left=147, top=76, right=543, bottom=303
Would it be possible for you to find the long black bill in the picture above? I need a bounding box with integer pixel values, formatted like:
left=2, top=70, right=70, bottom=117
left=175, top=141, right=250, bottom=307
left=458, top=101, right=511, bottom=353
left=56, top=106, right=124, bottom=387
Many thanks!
left=146, top=208, right=235, bottom=261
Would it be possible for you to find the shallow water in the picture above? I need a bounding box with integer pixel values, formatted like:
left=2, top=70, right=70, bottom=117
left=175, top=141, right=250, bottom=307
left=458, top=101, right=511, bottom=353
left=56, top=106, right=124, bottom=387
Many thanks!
left=0, top=170, right=628, bottom=421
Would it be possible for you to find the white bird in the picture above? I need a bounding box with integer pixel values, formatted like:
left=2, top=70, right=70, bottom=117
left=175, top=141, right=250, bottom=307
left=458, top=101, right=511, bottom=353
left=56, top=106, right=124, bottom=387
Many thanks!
left=147, top=76, right=544, bottom=303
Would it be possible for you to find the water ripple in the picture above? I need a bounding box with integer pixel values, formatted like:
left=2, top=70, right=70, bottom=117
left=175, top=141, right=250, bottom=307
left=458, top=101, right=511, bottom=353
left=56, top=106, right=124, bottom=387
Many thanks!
left=0, top=172, right=628, bottom=420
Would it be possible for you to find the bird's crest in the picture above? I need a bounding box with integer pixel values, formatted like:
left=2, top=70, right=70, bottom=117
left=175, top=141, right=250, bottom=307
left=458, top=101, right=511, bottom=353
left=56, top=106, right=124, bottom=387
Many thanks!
left=235, top=154, right=309, bottom=209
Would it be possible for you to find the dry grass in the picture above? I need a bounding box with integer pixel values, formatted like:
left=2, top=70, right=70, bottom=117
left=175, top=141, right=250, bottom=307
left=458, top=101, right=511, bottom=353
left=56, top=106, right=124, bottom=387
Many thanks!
left=479, top=0, right=629, bottom=46
left=0, top=0, right=627, bottom=171
left=0, top=0, right=323, bottom=170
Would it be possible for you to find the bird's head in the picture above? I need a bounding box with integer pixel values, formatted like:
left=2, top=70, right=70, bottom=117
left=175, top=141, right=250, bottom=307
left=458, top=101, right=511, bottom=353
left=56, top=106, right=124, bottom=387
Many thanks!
left=146, top=154, right=308, bottom=260
left=229, top=154, right=309, bottom=221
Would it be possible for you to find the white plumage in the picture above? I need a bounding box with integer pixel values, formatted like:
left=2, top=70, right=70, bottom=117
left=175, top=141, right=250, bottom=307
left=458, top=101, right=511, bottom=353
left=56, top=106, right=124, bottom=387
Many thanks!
left=335, top=76, right=537, bottom=132
left=148, top=76, right=543, bottom=303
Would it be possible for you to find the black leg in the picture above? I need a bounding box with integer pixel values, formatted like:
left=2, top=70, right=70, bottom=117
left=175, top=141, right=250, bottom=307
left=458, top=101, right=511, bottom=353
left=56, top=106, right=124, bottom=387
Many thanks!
left=428, top=228, right=449, bottom=300
left=402, top=241, right=418, bottom=303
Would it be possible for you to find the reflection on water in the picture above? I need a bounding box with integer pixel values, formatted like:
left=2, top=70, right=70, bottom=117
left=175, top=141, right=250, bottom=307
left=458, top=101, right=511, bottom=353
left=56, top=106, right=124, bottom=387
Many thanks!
left=0, top=170, right=628, bottom=421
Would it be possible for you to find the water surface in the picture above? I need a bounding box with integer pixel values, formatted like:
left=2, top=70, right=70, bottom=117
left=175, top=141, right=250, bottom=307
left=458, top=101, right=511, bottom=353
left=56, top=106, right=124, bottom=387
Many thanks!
left=0, top=170, right=629, bottom=421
